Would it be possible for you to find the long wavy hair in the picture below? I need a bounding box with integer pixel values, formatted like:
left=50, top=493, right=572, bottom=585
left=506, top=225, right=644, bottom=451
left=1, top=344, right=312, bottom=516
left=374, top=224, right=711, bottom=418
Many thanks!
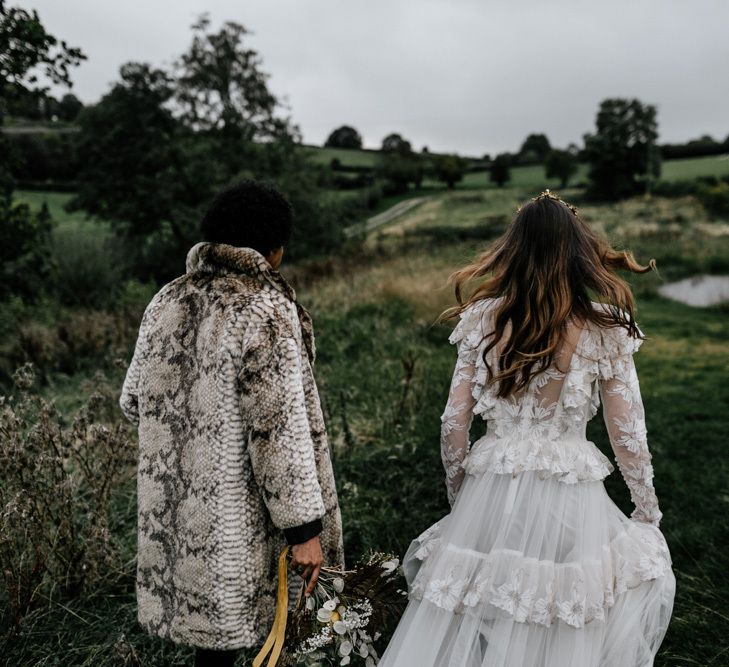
left=442, top=192, right=656, bottom=399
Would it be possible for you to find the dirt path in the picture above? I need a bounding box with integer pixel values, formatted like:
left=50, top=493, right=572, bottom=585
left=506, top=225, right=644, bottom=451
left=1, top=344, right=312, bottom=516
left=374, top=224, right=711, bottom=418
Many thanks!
left=345, top=196, right=431, bottom=237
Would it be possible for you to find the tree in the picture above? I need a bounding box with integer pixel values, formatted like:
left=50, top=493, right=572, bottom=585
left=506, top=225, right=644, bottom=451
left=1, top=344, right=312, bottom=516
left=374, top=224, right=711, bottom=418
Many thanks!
left=0, top=2, right=85, bottom=116
left=0, top=2, right=84, bottom=300
left=545, top=149, right=578, bottom=188
left=73, top=63, right=193, bottom=237
left=583, top=98, right=660, bottom=200
left=174, top=14, right=302, bottom=187
left=325, top=125, right=362, bottom=149
left=378, top=152, right=420, bottom=194
left=490, top=153, right=511, bottom=188
left=381, top=133, right=412, bottom=155
left=434, top=154, right=465, bottom=189
left=71, top=62, right=214, bottom=281
left=175, top=15, right=295, bottom=142
left=519, top=133, right=551, bottom=163
left=1, top=1, right=85, bottom=190
left=57, top=92, right=83, bottom=121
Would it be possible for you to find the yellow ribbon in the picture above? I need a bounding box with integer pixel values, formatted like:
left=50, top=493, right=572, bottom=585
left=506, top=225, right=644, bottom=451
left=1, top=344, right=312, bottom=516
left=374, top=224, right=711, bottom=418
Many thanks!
left=253, top=546, right=291, bottom=667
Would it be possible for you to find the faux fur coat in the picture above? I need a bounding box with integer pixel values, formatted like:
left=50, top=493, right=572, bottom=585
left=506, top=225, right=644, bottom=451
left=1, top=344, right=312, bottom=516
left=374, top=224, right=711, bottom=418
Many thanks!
left=119, top=242, right=344, bottom=650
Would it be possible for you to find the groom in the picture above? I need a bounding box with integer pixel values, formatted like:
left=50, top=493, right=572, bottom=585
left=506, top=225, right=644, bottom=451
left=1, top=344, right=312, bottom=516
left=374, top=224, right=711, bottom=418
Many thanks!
left=120, top=180, right=344, bottom=666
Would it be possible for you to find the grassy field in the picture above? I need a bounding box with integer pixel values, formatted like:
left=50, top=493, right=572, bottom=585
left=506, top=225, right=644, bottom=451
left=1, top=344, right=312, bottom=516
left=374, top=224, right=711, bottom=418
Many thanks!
left=302, top=145, right=383, bottom=167
left=3, top=186, right=729, bottom=665
left=304, top=144, right=729, bottom=190
left=15, top=189, right=111, bottom=237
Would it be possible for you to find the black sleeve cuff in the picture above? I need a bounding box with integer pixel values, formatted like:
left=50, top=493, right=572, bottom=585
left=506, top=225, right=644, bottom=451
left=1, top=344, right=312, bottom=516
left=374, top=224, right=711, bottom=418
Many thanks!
left=283, top=518, right=323, bottom=545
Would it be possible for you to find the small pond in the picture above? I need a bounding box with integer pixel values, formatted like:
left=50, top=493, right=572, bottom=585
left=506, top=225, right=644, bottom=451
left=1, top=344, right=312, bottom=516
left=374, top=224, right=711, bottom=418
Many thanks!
left=657, top=275, right=729, bottom=307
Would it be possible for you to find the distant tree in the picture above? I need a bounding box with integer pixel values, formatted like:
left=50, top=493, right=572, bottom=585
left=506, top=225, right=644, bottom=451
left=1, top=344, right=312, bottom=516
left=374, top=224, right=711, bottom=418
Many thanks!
left=381, top=133, right=412, bottom=155
left=661, top=134, right=725, bottom=160
left=545, top=149, right=578, bottom=188
left=1, top=1, right=85, bottom=190
left=0, top=1, right=84, bottom=300
left=57, top=92, right=83, bottom=121
left=73, top=64, right=199, bottom=236
left=421, top=145, right=429, bottom=154
left=6, top=87, right=43, bottom=119
left=325, top=125, right=362, bottom=149
left=519, top=133, right=551, bottom=163
left=175, top=15, right=296, bottom=142
left=482, top=153, right=492, bottom=163
left=8, top=131, right=78, bottom=182
left=434, top=154, right=465, bottom=189
left=583, top=98, right=660, bottom=200
left=378, top=153, right=417, bottom=194
left=490, top=153, right=511, bottom=188
left=72, top=62, right=228, bottom=281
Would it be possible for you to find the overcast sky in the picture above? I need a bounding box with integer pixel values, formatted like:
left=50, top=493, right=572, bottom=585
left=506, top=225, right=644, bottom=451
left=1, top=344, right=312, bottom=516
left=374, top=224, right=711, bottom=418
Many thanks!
left=27, top=0, right=729, bottom=156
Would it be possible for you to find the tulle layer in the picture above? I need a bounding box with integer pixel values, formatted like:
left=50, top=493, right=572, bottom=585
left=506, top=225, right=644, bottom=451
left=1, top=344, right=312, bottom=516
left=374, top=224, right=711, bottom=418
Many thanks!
left=408, top=520, right=670, bottom=629
left=401, top=470, right=672, bottom=630
left=381, top=469, right=674, bottom=667
left=464, top=434, right=614, bottom=485
left=381, top=575, right=675, bottom=667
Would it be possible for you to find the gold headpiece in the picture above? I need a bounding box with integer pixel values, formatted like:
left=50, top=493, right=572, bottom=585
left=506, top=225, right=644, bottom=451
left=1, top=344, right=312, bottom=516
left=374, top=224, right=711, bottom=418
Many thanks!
left=518, top=189, right=578, bottom=215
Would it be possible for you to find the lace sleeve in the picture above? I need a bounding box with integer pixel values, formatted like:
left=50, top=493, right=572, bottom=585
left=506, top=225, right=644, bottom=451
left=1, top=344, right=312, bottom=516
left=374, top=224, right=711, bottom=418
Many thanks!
left=441, top=302, right=490, bottom=507
left=441, top=350, right=477, bottom=506
left=598, top=327, right=662, bottom=527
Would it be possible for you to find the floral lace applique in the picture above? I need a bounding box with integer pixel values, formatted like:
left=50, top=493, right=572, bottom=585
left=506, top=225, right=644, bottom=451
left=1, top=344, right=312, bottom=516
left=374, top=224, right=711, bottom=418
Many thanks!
left=441, top=298, right=663, bottom=527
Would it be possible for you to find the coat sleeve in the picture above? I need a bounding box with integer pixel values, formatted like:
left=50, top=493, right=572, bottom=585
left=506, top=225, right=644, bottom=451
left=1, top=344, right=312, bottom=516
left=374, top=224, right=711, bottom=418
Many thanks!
left=120, top=299, right=158, bottom=426
left=240, top=313, right=326, bottom=545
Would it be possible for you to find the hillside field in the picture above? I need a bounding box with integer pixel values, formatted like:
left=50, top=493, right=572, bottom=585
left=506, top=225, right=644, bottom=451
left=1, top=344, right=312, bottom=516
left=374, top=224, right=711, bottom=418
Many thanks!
left=16, top=153, right=729, bottom=235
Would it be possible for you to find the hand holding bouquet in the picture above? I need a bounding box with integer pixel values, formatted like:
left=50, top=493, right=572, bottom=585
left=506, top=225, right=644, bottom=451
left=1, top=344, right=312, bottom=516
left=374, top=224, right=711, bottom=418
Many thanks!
left=282, top=552, right=405, bottom=666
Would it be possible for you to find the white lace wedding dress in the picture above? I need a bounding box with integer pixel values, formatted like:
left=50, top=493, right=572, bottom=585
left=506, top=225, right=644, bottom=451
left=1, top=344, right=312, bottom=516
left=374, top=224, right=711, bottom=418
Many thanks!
left=380, top=298, right=675, bottom=667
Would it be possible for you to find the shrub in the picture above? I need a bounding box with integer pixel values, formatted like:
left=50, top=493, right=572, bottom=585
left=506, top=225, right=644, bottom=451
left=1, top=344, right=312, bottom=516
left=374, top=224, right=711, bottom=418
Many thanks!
left=697, top=182, right=729, bottom=217
left=651, top=180, right=699, bottom=197
left=489, top=154, right=511, bottom=188
left=0, top=365, right=134, bottom=629
left=433, top=155, right=465, bottom=190
left=0, top=288, right=149, bottom=386
left=0, top=197, right=54, bottom=303
left=51, top=228, right=125, bottom=308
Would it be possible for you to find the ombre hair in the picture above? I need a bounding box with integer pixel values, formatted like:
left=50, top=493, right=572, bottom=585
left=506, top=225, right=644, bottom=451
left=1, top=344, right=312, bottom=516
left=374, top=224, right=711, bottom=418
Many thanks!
left=442, top=192, right=656, bottom=399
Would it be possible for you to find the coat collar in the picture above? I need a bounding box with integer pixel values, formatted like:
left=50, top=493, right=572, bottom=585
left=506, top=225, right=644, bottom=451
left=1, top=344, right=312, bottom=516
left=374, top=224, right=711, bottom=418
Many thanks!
left=185, top=242, right=316, bottom=362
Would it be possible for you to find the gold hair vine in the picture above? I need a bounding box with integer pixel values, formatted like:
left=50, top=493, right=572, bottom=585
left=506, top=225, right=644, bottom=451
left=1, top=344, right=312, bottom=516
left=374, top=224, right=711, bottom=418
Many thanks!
left=533, top=189, right=578, bottom=214
left=517, top=189, right=578, bottom=215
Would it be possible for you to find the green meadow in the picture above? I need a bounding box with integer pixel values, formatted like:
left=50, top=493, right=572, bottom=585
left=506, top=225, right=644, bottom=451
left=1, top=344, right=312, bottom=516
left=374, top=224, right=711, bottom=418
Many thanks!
left=302, top=145, right=729, bottom=190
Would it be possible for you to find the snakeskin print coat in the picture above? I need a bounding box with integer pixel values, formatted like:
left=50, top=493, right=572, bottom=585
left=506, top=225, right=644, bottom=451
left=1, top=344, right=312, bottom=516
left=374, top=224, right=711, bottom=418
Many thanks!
left=119, top=242, right=344, bottom=650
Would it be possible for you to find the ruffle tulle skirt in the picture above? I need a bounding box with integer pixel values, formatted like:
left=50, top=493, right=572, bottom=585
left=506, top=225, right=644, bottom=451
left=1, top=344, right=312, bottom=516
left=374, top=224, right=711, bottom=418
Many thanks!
left=380, top=466, right=675, bottom=667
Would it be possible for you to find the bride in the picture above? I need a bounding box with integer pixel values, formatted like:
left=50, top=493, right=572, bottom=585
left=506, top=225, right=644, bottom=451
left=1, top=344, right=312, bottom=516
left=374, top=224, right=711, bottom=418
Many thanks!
left=379, top=191, right=675, bottom=667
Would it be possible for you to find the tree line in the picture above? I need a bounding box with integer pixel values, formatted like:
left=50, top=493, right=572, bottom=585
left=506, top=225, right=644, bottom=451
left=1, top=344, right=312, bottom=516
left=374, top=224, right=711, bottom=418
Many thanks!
left=323, top=98, right=664, bottom=199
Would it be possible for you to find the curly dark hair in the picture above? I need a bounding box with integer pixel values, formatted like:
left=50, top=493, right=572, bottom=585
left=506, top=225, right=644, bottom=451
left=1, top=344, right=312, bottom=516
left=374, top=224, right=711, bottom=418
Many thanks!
left=200, top=179, right=294, bottom=255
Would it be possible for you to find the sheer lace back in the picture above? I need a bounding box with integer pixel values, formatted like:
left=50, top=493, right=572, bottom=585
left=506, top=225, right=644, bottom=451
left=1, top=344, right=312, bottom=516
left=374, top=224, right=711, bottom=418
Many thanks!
left=441, top=297, right=662, bottom=528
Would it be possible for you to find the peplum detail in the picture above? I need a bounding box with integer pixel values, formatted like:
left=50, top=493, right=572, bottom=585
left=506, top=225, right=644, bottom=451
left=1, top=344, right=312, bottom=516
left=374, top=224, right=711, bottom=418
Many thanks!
left=464, top=434, right=614, bottom=484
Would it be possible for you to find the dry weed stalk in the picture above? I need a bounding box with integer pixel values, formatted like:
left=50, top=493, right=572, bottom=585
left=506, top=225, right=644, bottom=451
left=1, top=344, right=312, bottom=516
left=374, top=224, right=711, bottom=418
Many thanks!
left=0, top=364, right=134, bottom=629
